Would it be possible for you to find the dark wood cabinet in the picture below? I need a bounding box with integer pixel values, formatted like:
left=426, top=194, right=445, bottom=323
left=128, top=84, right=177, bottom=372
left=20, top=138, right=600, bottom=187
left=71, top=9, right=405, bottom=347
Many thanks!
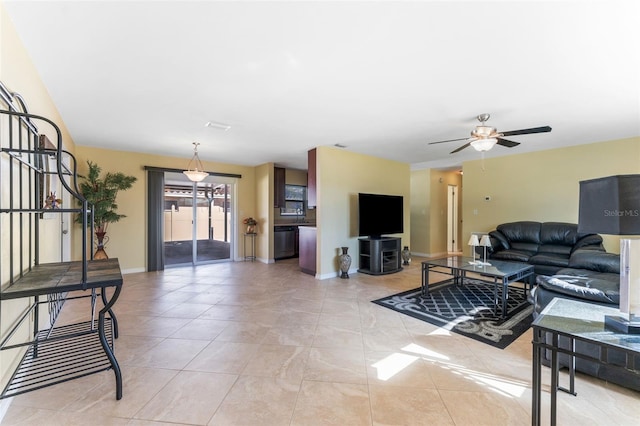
left=299, top=226, right=317, bottom=275
left=307, top=149, right=316, bottom=208
left=274, top=166, right=286, bottom=207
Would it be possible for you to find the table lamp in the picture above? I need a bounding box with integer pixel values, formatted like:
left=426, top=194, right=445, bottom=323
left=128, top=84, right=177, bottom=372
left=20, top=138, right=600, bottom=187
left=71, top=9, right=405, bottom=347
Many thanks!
left=478, top=235, right=492, bottom=266
left=578, top=174, right=640, bottom=333
left=468, top=234, right=480, bottom=264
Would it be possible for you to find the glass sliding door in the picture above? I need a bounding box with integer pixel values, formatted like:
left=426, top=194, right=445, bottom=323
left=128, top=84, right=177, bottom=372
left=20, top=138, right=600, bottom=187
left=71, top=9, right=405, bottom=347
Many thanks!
left=195, top=182, right=232, bottom=263
left=163, top=172, right=234, bottom=266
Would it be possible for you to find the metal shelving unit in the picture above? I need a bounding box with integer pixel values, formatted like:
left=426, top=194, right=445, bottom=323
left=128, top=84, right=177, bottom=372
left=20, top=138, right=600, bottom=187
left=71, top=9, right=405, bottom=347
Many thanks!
left=0, top=81, right=124, bottom=400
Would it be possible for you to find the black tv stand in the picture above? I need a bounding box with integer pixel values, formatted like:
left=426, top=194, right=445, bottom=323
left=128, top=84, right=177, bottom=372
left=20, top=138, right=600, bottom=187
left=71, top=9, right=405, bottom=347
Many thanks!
left=358, top=237, right=402, bottom=275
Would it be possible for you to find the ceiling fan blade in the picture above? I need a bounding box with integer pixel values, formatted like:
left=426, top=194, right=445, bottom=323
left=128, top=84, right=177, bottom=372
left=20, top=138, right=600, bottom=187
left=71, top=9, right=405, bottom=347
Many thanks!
left=496, top=138, right=520, bottom=148
left=501, top=126, right=552, bottom=137
left=450, top=142, right=471, bottom=154
left=428, top=137, right=469, bottom=145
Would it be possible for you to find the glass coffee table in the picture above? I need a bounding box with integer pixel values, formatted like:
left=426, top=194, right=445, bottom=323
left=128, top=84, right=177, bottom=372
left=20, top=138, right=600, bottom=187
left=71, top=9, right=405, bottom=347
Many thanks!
left=421, top=256, right=534, bottom=318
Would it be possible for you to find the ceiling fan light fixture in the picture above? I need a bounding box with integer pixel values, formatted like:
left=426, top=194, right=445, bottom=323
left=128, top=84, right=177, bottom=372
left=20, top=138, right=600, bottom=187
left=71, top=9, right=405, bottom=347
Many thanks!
left=472, top=126, right=497, bottom=138
left=470, top=138, right=498, bottom=152
left=183, top=142, right=209, bottom=182
left=428, top=113, right=551, bottom=155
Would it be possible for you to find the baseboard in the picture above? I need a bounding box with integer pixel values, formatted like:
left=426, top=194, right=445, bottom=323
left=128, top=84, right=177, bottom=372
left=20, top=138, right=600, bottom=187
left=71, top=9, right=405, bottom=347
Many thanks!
left=0, top=397, right=13, bottom=423
left=122, top=267, right=146, bottom=274
left=317, top=271, right=337, bottom=280
left=411, top=251, right=450, bottom=258
left=316, top=267, right=358, bottom=280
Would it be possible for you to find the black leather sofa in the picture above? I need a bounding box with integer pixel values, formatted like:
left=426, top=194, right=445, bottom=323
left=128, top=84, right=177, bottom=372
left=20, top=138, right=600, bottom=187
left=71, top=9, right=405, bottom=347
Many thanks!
left=485, top=222, right=640, bottom=391
left=485, top=221, right=605, bottom=276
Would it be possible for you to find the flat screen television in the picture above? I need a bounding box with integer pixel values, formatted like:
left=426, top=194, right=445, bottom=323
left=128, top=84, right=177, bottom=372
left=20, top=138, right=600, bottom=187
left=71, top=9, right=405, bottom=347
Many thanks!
left=358, top=193, right=403, bottom=238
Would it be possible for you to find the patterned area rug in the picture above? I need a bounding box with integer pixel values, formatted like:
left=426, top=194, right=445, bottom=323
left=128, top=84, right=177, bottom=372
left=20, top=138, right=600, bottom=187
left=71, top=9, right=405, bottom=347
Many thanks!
left=372, top=278, right=534, bottom=349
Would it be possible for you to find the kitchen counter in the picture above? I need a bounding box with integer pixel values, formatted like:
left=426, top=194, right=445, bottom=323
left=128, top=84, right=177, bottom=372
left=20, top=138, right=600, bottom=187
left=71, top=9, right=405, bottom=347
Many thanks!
left=274, top=222, right=316, bottom=227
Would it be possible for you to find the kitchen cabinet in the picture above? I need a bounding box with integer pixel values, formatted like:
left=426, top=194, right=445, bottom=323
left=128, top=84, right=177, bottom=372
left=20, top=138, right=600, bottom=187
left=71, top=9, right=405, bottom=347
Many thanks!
left=274, top=166, right=286, bottom=207
left=299, top=226, right=317, bottom=275
left=307, top=149, right=316, bottom=208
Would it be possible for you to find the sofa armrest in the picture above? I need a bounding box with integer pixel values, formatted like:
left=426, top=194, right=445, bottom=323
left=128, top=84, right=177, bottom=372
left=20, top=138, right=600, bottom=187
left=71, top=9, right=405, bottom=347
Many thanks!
left=569, top=250, right=620, bottom=273
left=489, top=230, right=510, bottom=251
left=572, top=234, right=604, bottom=252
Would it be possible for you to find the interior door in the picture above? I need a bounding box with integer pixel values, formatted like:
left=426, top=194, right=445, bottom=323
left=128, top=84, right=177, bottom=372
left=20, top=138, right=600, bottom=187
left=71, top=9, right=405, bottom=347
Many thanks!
left=447, top=184, right=458, bottom=253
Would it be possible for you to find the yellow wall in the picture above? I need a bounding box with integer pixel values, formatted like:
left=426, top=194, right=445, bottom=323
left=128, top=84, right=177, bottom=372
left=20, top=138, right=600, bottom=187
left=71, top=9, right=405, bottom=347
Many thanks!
left=462, top=137, right=640, bottom=253
left=315, top=146, right=410, bottom=278
left=410, top=169, right=430, bottom=256
left=74, top=146, right=257, bottom=271
left=255, top=163, right=272, bottom=262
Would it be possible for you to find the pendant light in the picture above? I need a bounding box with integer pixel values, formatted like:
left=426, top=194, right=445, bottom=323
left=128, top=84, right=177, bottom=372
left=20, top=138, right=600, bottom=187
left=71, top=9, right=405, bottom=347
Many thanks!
left=183, top=142, right=209, bottom=182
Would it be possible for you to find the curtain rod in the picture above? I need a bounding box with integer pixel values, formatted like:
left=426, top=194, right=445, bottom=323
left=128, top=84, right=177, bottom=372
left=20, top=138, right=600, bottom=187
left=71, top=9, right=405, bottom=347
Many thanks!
left=143, top=165, right=241, bottom=179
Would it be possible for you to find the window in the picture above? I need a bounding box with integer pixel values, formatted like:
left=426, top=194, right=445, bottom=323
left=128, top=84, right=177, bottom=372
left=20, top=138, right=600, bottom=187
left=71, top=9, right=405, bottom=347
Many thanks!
left=280, top=184, right=306, bottom=215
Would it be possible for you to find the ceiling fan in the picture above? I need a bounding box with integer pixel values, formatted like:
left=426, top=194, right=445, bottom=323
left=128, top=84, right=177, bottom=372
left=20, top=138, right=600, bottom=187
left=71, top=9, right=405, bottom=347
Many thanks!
left=428, top=114, right=551, bottom=154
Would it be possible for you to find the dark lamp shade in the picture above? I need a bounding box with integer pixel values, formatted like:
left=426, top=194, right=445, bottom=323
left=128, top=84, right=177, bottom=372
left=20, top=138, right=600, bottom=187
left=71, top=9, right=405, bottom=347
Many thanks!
left=578, top=175, right=640, bottom=235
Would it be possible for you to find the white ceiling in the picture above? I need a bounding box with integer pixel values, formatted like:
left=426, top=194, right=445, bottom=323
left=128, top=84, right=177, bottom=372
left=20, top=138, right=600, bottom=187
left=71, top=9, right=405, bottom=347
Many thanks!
left=4, top=1, right=639, bottom=171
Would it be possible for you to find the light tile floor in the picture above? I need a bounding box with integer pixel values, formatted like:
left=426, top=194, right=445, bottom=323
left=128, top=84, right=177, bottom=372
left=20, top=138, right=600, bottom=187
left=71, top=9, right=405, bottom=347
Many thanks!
left=3, top=258, right=640, bottom=425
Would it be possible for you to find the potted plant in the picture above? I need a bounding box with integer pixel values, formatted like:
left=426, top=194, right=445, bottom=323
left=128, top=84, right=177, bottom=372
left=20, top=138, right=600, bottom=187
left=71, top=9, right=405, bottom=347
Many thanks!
left=76, top=161, right=137, bottom=259
left=243, top=217, right=258, bottom=234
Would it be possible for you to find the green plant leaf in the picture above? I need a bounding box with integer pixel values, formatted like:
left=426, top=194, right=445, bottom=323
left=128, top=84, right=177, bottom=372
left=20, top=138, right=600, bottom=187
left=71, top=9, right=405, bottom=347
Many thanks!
left=75, top=161, right=137, bottom=232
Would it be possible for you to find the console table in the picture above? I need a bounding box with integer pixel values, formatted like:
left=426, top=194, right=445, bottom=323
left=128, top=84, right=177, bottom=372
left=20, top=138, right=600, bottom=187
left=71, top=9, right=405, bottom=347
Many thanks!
left=531, top=298, right=640, bottom=426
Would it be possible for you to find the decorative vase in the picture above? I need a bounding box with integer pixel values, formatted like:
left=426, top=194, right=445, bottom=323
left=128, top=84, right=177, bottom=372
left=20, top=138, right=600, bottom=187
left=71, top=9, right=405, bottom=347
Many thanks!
left=339, top=246, right=351, bottom=279
left=246, top=224, right=256, bottom=234
left=402, top=246, right=411, bottom=265
left=94, top=231, right=109, bottom=259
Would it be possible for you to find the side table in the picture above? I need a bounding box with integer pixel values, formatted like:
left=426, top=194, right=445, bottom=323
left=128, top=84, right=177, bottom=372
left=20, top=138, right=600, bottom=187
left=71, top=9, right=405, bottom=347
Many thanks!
left=244, top=233, right=257, bottom=261
left=531, top=297, right=640, bottom=425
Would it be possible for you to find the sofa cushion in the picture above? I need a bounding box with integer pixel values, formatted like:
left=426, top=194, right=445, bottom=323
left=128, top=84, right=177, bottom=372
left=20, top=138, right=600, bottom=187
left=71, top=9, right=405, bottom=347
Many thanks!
left=491, top=249, right=533, bottom=262
left=540, top=222, right=579, bottom=246
left=509, top=241, right=539, bottom=254
left=533, top=264, right=566, bottom=277
left=536, top=274, right=619, bottom=304
left=529, top=253, right=570, bottom=268
left=497, top=221, right=541, bottom=244
left=537, top=244, right=572, bottom=256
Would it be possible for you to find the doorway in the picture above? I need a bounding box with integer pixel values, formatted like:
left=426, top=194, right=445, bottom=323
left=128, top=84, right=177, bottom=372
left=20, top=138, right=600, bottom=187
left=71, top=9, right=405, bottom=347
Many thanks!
left=163, top=172, right=235, bottom=266
left=447, top=184, right=459, bottom=253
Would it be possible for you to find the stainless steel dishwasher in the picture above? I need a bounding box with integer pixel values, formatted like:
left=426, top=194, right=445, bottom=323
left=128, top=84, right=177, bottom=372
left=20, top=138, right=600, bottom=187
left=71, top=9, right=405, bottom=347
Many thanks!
left=274, top=226, right=296, bottom=259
